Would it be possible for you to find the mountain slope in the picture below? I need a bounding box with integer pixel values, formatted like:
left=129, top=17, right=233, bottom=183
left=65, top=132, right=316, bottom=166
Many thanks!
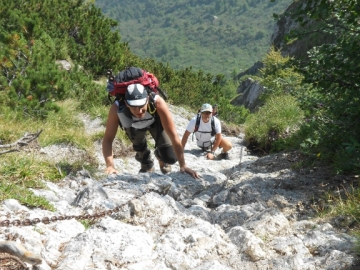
left=95, top=0, right=292, bottom=77
left=0, top=105, right=357, bottom=269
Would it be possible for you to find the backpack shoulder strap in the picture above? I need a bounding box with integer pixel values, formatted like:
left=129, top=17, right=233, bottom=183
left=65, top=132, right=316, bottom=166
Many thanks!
left=211, top=116, right=216, bottom=136
left=193, top=114, right=215, bottom=135
left=147, top=92, right=157, bottom=115
left=194, top=113, right=201, bottom=132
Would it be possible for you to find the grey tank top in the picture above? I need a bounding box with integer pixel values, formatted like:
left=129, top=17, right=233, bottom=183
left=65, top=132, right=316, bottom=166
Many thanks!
left=116, top=99, right=156, bottom=129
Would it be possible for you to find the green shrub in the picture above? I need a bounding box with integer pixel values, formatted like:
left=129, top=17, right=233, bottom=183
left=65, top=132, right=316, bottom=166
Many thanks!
left=259, top=47, right=305, bottom=101
left=217, top=98, right=249, bottom=125
left=244, top=94, right=304, bottom=152
left=334, top=139, right=360, bottom=174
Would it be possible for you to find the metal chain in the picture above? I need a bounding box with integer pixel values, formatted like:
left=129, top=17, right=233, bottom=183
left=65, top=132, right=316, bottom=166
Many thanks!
left=0, top=192, right=144, bottom=228
left=0, top=253, right=28, bottom=269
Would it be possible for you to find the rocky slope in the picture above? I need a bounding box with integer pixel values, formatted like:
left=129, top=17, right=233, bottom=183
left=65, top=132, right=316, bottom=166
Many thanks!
left=0, top=105, right=358, bottom=269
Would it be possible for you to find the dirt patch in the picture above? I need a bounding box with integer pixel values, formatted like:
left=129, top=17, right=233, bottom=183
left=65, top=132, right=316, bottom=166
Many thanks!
left=22, top=139, right=42, bottom=153
left=247, top=150, right=360, bottom=228
left=221, top=122, right=243, bottom=136
left=112, top=138, right=134, bottom=158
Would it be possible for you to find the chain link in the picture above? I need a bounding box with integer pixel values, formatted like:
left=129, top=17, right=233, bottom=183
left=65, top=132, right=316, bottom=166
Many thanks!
left=0, top=253, right=28, bottom=269
left=0, top=194, right=141, bottom=227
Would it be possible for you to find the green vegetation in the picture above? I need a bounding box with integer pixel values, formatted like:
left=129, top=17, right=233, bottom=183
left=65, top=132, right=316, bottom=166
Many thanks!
left=0, top=0, right=125, bottom=118
left=245, top=93, right=304, bottom=152
left=243, top=47, right=309, bottom=152
left=0, top=100, right=105, bottom=209
left=315, top=184, right=360, bottom=254
left=293, top=0, right=360, bottom=237
left=95, top=0, right=292, bottom=77
left=80, top=219, right=96, bottom=229
left=283, top=0, right=359, bottom=175
left=243, top=0, right=360, bottom=174
left=0, top=154, right=57, bottom=210
left=0, top=0, right=247, bottom=121
left=244, top=0, right=360, bottom=240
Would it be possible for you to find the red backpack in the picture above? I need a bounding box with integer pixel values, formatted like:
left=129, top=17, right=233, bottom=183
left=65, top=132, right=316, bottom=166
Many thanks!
left=106, top=67, right=167, bottom=100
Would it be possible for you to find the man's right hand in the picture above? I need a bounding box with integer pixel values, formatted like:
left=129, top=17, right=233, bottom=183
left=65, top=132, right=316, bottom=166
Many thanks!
left=105, top=166, right=118, bottom=174
left=206, top=153, right=215, bottom=160
left=180, top=166, right=200, bottom=179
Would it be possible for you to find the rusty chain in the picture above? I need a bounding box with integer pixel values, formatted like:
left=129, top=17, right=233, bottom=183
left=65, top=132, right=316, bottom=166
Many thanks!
left=0, top=192, right=145, bottom=228
left=0, top=253, right=28, bottom=269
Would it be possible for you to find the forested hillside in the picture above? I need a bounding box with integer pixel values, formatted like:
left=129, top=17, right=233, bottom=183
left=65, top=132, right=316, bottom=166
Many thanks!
left=0, top=0, right=249, bottom=124
left=95, top=0, right=292, bottom=77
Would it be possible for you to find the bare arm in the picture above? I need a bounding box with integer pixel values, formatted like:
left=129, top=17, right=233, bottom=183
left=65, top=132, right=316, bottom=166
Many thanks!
left=181, top=130, right=191, bottom=148
left=102, top=103, right=120, bottom=174
left=155, top=97, right=199, bottom=178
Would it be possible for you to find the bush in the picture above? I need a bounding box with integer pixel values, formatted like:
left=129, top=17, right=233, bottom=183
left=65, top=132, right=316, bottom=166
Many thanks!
left=334, top=139, right=360, bottom=174
left=244, top=94, right=304, bottom=152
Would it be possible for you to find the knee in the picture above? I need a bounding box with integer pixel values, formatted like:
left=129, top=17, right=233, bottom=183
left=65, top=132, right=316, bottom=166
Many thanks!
left=133, top=141, right=147, bottom=152
left=226, top=139, right=233, bottom=150
left=220, top=138, right=232, bottom=151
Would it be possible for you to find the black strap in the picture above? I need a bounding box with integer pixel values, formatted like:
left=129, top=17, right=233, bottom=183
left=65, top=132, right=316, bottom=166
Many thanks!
left=211, top=117, right=215, bottom=136
left=194, top=113, right=215, bottom=135
left=194, top=113, right=201, bottom=132
left=148, top=93, right=164, bottom=149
